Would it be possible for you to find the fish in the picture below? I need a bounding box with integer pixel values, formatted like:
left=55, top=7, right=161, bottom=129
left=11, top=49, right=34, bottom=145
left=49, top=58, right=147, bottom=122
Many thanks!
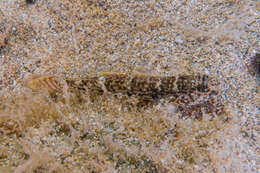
left=64, top=72, right=211, bottom=97
left=26, top=72, right=225, bottom=119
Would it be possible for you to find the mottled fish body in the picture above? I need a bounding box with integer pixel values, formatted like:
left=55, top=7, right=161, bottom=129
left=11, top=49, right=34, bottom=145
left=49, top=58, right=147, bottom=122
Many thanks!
left=26, top=72, right=225, bottom=119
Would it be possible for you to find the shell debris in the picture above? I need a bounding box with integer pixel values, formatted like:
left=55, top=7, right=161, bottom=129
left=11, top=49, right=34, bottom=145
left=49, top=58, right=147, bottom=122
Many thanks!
left=27, top=75, right=61, bottom=93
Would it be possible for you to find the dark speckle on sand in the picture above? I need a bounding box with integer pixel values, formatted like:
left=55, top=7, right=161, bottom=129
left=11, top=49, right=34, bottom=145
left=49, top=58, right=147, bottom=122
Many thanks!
left=26, top=0, right=36, bottom=5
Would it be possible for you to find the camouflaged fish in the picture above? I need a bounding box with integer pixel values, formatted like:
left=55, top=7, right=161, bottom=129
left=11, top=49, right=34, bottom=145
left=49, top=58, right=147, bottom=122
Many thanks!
left=26, top=72, right=225, bottom=119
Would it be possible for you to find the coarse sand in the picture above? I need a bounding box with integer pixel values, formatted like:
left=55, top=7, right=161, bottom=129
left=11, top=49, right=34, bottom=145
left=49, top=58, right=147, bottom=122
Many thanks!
left=0, top=0, right=259, bottom=172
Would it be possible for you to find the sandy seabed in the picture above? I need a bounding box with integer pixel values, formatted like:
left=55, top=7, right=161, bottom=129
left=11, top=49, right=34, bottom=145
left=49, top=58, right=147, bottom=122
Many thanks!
left=0, top=0, right=259, bottom=173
